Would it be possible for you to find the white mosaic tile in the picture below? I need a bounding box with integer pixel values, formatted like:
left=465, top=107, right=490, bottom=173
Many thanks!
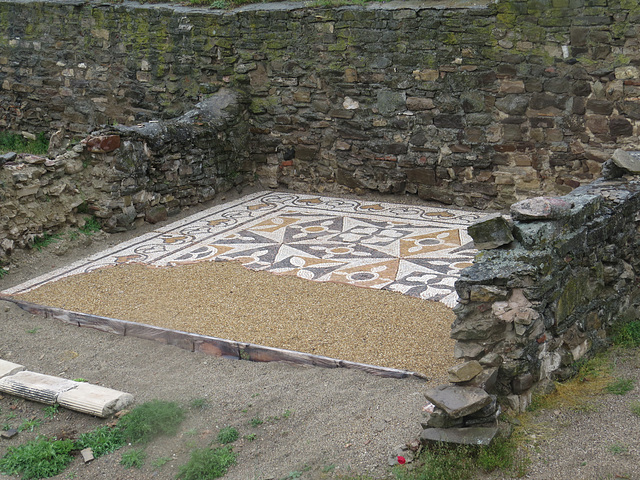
left=4, top=192, right=486, bottom=306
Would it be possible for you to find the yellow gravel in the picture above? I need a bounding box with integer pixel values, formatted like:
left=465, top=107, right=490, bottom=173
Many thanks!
left=16, top=261, right=457, bottom=381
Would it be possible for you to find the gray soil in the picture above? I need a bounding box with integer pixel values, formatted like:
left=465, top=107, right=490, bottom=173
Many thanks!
left=1, top=188, right=640, bottom=480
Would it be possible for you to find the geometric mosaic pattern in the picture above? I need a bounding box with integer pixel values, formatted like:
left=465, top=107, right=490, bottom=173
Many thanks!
left=3, top=191, right=486, bottom=307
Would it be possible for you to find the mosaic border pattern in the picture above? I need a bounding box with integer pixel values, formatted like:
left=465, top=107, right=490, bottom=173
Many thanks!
left=4, top=191, right=485, bottom=306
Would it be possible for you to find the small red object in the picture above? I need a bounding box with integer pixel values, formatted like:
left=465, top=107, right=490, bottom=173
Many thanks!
left=397, top=456, right=406, bottom=465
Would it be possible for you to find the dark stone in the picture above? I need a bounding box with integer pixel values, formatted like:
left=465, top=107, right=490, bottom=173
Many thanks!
left=377, top=90, right=406, bottom=116
left=0, top=429, right=18, bottom=439
left=0, top=152, right=17, bottom=165
left=406, top=167, right=436, bottom=185
left=145, top=206, right=168, bottom=224
left=420, top=426, right=498, bottom=446
left=544, top=77, right=570, bottom=94
left=434, top=115, right=463, bottom=129
left=512, top=373, right=534, bottom=394
left=609, top=117, right=633, bottom=137
left=586, top=99, right=614, bottom=115
left=467, top=214, right=514, bottom=250
left=295, top=145, right=318, bottom=161
left=424, top=385, right=492, bottom=419
left=495, top=95, right=529, bottom=115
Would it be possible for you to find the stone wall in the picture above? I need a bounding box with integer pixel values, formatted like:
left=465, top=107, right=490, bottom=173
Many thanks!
left=1, top=0, right=640, bottom=211
left=453, top=153, right=640, bottom=409
left=0, top=88, right=248, bottom=255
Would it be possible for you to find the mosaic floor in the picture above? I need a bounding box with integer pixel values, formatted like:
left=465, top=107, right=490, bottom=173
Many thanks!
left=4, top=191, right=486, bottom=307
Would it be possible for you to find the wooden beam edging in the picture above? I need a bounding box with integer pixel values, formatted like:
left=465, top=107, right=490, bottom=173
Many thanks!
left=0, top=295, right=428, bottom=381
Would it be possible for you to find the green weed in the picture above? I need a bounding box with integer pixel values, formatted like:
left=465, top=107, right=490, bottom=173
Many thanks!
left=73, top=378, right=88, bottom=382
left=608, top=443, right=628, bottom=454
left=32, top=233, right=61, bottom=252
left=249, top=416, right=263, bottom=427
left=0, top=268, right=8, bottom=278
left=43, top=404, right=59, bottom=419
left=26, top=328, right=39, bottom=334
left=613, top=320, right=640, bottom=348
left=605, top=378, right=635, bottom=395
left=75, top=425, right=126, bottom=457
left=0, top=436, right=75, bottom=479
left=244, top=433, right=256, bottom=442
left=120, top=448, right=146, bottom=469
left=18, top=418, right=42, bottom=433
left=176, top=446, right=237, bottom=480
left=78, top=217, right=101, bottom=235
left=630, top=401, right=640, bottom=417
left=189, top=397, right=209, bottom=410
left=118, top=399, right=186, bottom=444
left=152, top=456, right=172, bottom=469
left=0, top=131, right=49, bottom=155
left=217, top=426, right=239, bottom=444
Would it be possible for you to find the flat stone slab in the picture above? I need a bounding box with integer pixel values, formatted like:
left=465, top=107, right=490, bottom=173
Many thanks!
left=0, top=359, right=25, bottom=379
left=510, top=196, right=573, bottom=221
left=612, top=149, right=640, bottom=174
left=420, top=426, right=498, bottom=446
left=0, top=371, right=78, bottom=405
left=57, top=382, right=134, bottom=418
left=424, top=385, right=491, bottom=418
left=448, top=360, right=483, bottom=383
left=467, top=214, right=514, bottom=250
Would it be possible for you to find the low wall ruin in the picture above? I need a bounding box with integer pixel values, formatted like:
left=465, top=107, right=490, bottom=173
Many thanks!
left=454, top=153, right=640, bottom=408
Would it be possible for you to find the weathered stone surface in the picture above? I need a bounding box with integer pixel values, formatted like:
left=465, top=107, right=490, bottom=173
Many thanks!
left=611, top=149, right=640, bottom=174
left=421, top=407, right=464, bottom=429
left=420, top=426, right=498, bottom=446
left=448, top=361, right=483, bottom=383
left=0, top=371, right=77, bottom=405
left=57, top=382, right=134, bottom=418
left=145, top=206, right=168, bottom=224
left=511, top=373, right=534, bottom=394
left=0, top=359, right=25, bottom=379
left=85, top=135, right=121, bottom=153
left=81, top=448, right=94, bottom=463
left=459, top=367, right=499, bottom=393
left=0, top=152, right=17, bottom=164
left=510, top=196, right=573, bottom=221
left=424, top=385, right=491, bottom=419
left=467, top=214, right=514, bottom=250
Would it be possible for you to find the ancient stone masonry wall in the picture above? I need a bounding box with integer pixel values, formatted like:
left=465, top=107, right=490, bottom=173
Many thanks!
left=453, top=154, right=640, bottom=410
left=1, top=0, right=640, bottom=211
left=0, top=88, right=248, bottom=256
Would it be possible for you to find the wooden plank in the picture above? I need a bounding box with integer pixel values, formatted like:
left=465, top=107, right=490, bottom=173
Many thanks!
left=72, top=313, right=126, bottom=335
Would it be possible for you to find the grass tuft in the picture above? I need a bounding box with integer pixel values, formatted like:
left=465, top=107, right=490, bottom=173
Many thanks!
left=217, top=426, right=239, bottom=444
left=0, top=131, right=49, bottom=155
left=75, top=425, right=126, bottom=457
left=120, top=448, right=147, bottom=469
left=605, top=378, right=635, bottom=395
left=176, top=446, right=237, bottom=480
left=118, top=400, right=185, bottom=444
left=613, top=320, right=640, bottom=348
left=0, top=436, right=75, bottom=479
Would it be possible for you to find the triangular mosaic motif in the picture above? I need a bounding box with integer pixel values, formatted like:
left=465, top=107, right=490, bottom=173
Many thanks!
left=4, top=191, right=487, bottom=306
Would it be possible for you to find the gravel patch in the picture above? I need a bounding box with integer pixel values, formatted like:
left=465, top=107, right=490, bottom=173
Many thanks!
left=15, top=260, right=457, bottom=380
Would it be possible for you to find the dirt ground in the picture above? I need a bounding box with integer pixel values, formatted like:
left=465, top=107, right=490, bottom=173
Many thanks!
left=1, top=189, right=640, bottom=480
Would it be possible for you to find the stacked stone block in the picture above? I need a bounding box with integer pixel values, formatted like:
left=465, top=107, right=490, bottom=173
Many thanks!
left=455, top=151, right=640, bottom=410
